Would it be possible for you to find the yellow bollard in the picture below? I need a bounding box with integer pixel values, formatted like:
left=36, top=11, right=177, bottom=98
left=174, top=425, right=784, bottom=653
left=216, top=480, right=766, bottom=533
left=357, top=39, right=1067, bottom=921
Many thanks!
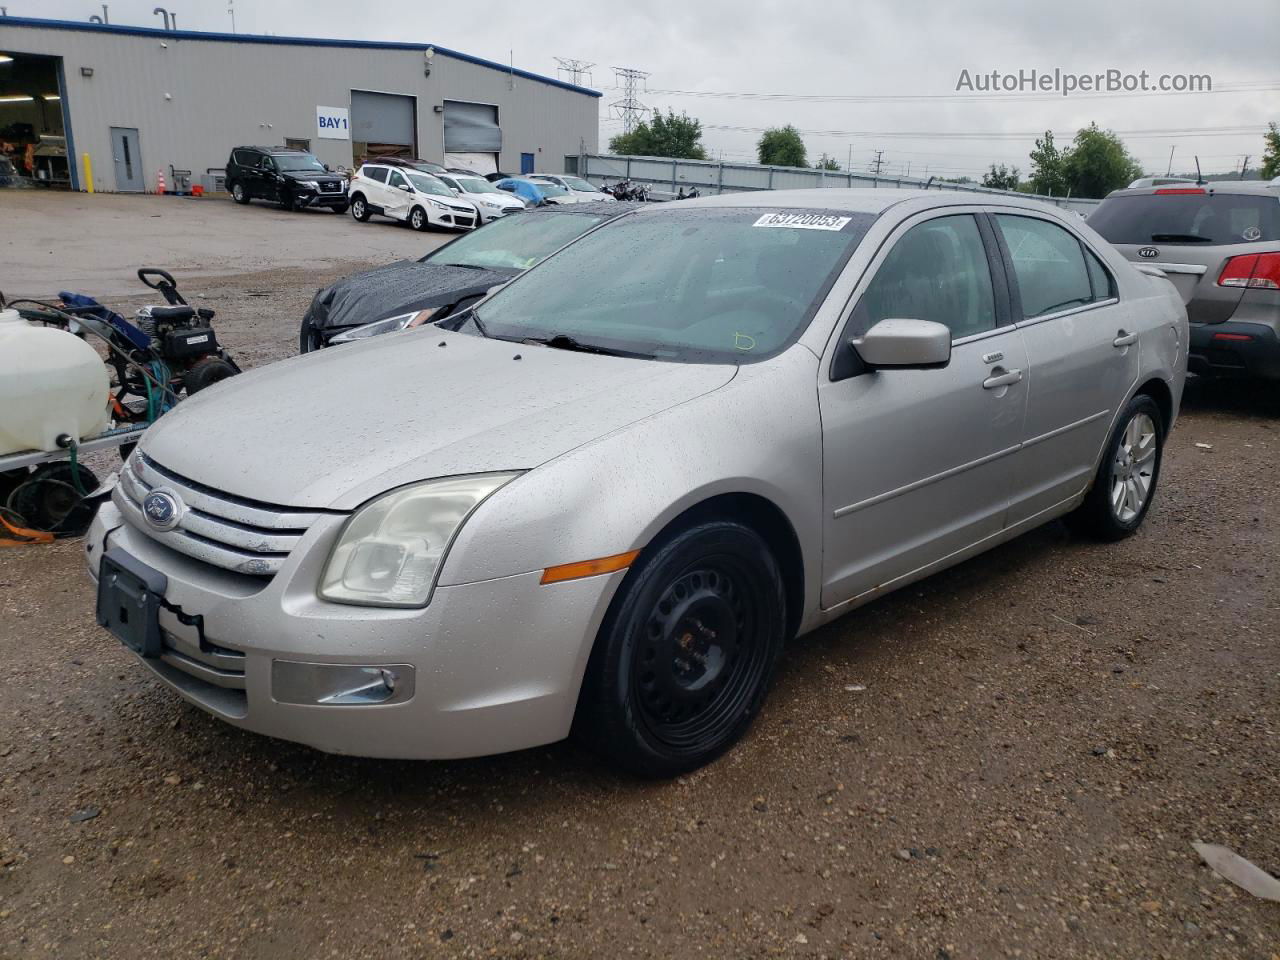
left=82, top=153, right=94, bottom=194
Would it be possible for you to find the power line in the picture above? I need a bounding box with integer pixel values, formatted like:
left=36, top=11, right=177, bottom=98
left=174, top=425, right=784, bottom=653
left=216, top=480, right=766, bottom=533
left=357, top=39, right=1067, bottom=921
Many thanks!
left=611, top=67, right=651, bottom=135
left=604, top=79, right=1280, bottom=105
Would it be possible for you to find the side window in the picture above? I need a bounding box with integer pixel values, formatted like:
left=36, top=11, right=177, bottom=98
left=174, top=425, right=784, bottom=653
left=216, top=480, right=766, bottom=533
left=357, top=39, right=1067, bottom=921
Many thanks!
left=995, top=215, right=1094, bottom=318
left=259, top=154, right=275, bottom=171
left=1084, top=246, right=1116, bottom=301
left=365, top=166, right=389, bottom=184
left=388, top=170, right=407, bottom=189
left=850, top=214, right=996, bottom=341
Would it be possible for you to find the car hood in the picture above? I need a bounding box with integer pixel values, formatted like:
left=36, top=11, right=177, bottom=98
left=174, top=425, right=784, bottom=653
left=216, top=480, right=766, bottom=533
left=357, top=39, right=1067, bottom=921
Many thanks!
left=281, top=171, right=341, bottom=183
left=140, top=330, right=736, bottom=510
left=307, top=260, right=513, bottom=332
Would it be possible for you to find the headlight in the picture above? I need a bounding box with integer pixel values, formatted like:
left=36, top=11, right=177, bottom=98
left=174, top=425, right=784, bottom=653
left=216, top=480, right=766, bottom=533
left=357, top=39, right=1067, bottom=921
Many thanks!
left=328, top=308, right=438, bottom=344
left=320, top=473, right=521, bottom=607
left=427, top=198, right=447, bottom=208
left=297, top=180, right=319, bottom=190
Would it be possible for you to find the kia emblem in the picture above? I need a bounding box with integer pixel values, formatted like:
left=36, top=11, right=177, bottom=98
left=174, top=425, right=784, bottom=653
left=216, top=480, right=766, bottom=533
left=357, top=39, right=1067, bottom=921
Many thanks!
left=1137, top=247, right=1159, bottom=259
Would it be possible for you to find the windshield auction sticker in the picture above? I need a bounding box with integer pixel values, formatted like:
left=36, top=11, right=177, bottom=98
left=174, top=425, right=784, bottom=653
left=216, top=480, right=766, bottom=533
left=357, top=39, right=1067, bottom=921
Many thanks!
left=753, top=213, right=853, bottom=231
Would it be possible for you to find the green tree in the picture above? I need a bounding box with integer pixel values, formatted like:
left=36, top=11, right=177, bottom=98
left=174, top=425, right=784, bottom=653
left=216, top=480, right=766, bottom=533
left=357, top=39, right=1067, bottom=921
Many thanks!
left=814, top=153, right=841, bottom=171
left=1028, top=130, right=1069, bottom=196
left=608, top=109, right=708, bottom=160
left=1261, top=122, right=1280, bottom=180
left=981, top=163, right=1021, bottom=191
left=757, top=125, right=807, bottom=167
left=1061, top=123, right=1144, bottom=199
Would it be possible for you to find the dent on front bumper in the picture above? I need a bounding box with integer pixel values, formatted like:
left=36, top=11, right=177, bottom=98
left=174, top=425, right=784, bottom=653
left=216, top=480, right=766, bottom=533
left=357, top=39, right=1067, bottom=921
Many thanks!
left=86, top=501, right=623, bottom=759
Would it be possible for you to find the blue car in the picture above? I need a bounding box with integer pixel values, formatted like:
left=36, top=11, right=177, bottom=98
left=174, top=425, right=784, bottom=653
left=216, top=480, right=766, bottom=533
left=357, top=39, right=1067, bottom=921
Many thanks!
left=493, top=176, right=575, bottom=207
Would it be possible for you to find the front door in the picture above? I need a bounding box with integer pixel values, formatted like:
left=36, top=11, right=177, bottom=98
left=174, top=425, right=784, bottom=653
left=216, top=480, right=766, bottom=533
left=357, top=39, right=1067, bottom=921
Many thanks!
left=109, top=127, right=144, bottom=192
left=989, top=213, right=1141, bottom=525
left=384, top=168, right=413, bottom=220
left=520, top=152, right=536, bottom=174
left=818, top=212, right=1029, bottom=607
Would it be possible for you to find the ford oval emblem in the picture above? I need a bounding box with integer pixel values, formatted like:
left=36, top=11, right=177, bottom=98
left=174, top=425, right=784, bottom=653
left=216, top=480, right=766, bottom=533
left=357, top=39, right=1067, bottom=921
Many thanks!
left=1138, top=246, right=1159, bottom=259
left=142, top=489, right=183, bottom=532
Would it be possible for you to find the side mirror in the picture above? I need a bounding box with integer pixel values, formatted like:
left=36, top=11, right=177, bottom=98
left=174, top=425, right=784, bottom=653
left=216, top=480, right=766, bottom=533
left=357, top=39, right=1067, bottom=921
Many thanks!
left=853, top=318, right=951, bottom=369
left=400, top=183, right=414, bottom=191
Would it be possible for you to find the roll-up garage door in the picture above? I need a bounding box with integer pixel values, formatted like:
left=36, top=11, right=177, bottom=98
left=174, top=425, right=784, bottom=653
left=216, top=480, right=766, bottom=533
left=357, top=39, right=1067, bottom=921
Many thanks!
left=350, top=90, right=416, bottom=158
left=443, top=101, right=501, bottom=173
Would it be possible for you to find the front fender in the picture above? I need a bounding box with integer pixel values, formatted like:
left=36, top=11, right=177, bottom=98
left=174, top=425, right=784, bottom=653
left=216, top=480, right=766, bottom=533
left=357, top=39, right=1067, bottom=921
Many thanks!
left=438, top=346, right=825, bottom=628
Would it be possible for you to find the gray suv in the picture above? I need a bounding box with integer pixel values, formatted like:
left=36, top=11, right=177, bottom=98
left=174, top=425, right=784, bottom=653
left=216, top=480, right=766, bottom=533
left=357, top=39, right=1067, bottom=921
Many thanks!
left=1089, top=181, right=1280, bottom=380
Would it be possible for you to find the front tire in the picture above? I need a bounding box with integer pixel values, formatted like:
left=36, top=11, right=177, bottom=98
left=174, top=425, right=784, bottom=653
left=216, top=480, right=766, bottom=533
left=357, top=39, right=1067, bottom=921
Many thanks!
left=332, top=201, right=349, bottom=215
left=409, top=206, right=428, bottom=231
left=350, top=195, right=370, bottom=222
left=1069, top=394, right=1164, bottom=541
left=231, top=181, right=249, bottom=204
left=575, top=520, right=786, bottom=778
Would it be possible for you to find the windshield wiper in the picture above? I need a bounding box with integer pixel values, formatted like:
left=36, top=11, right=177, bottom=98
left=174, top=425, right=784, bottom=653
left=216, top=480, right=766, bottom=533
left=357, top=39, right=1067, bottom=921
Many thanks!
left=522, top=333, right=653, bottom=359
left=1150, top=233, right=1212, bottom=244
left=467, top=309, right=489, bottom=338
left=441, top=262, right=490, bottom=271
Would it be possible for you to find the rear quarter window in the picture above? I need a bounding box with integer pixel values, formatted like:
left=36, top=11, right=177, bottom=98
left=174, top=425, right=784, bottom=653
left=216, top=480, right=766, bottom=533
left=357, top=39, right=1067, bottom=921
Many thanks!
left=1089, top=192, right=1280, bottom=245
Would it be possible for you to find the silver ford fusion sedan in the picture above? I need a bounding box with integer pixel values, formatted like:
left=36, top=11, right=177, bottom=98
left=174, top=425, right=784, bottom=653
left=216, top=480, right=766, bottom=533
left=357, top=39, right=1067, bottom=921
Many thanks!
left=87, top=189, right=1187, bottom=777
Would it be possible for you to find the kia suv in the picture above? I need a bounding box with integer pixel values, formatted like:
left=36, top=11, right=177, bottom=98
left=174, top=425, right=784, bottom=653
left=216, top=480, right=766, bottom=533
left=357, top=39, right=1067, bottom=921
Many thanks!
left=1090, top=181, right=1280, bottom=381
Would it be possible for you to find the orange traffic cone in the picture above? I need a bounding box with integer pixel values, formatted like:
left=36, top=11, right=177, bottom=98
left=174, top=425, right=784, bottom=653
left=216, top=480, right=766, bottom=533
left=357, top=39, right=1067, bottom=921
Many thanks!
left=157, top=169, right=166, bottom=194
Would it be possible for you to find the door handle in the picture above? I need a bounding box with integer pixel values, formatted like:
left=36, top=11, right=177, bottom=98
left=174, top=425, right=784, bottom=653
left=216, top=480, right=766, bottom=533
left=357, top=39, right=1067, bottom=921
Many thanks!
left=982, top=368, right=1023, bottom=390
left=1113, top=331, right=1138, bottom=348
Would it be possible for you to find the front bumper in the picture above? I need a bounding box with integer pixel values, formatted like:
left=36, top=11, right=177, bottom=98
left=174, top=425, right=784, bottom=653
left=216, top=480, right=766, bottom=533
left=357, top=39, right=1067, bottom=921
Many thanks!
left=86, top=500, right=622, bottom=759
left=295, top=188, right=349, bottom=208
left=1188, top=320, right=1280, bottom=381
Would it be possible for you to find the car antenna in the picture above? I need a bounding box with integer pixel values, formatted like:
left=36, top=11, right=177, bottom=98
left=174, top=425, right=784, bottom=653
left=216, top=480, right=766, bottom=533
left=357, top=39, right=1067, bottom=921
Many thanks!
left=1194, top=156, right=1205, bottom=186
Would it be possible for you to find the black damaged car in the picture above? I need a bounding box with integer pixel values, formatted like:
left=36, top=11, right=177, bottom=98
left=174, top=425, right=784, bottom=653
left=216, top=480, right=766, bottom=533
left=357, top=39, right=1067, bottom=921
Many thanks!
left=299, top=201, right=637, bottom=351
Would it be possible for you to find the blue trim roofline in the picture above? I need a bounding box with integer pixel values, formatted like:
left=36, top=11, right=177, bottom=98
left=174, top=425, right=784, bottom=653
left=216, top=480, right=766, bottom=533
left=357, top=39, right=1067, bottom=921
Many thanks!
left=0, top=16, right=602, bottom=98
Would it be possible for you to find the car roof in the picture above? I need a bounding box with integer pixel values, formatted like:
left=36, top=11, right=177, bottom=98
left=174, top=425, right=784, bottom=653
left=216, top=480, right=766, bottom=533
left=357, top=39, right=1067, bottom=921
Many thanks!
left=1105, top=180, right=1280, bottom=199
left=664, top=187, right=1073, bottom=216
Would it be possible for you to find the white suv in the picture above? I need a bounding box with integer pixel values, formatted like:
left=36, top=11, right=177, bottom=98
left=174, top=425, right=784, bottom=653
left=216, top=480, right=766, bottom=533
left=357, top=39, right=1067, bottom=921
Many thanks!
left=435, top=172, right=527, bottom=223
left=348, top=164, right=479, bottom=231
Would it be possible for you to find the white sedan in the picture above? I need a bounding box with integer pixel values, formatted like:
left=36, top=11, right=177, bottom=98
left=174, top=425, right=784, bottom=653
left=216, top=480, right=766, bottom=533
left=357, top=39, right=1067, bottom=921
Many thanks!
left=435, top=172, right=527, bottom=222
left=529, top=173, right=616, bottom=203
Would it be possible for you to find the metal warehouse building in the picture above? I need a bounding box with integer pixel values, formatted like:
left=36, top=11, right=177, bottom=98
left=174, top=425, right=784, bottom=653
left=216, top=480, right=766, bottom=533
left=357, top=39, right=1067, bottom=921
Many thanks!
left=0, top=16, right=600, bottom=193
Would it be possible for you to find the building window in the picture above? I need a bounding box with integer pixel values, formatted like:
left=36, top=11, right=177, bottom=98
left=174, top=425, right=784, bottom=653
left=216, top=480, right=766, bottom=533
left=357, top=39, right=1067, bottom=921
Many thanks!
left=284, top=138, right=312, bottom=152
left=564, top=156, right=579, bottom=174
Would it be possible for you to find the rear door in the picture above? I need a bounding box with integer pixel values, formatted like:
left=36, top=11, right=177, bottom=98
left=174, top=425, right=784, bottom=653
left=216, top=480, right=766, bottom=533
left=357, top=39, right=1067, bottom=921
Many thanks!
left=990, top=212, right=1139, bottom=525
left=818, top=211, right=1029, bottom=607
left=360, top=165, right=390, bottom=212
left=1088, top=188, right=1280, bottom=322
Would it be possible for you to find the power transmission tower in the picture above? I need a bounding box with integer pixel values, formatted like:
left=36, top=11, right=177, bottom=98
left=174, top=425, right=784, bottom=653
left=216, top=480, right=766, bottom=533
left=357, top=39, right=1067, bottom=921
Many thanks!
left=611, top=67, right=651, bottom=134
left=555, top=57, right=595, bottom=87
left=869, top=149, right=885, bottom=176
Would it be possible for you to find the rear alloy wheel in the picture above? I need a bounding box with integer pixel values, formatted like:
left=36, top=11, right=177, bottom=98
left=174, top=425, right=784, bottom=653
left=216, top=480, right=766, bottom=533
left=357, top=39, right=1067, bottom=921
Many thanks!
left=576, top=520, right=786, bottom=777
left=409, top=206, right=428, bottom=231
left=231, top=182, right=249, bottom=204
left=1068, top=394, right=1164, bottom=541
left=350, top=196, right=370, bottom=222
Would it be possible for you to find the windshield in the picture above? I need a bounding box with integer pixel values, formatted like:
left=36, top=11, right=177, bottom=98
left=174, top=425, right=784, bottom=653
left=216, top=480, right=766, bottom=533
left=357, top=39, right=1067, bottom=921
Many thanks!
left=274, top=154, right=326, bottom=172
left=1090, top=192, right=1280, bottom=245
left=425, top=211, right=605, bottom=270
left=476, top=207, right=872, bottom=363
left=456, top=177, right=502, bottom=194
left=529, top=180, right=570, bottom=196
left=561, top=176, right=599, bottom=193
left=407, top=172, right=454, bottom=196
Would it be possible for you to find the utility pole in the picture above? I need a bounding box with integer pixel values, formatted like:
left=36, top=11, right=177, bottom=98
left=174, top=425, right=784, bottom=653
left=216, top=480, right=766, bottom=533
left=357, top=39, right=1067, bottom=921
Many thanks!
left=611, top=67, right=651, bottom=135
left=1240, top=155, right=1250, bottom=179
left=846, top=144, right=852, bottom=173
left=905, top=161, right=911, bottom=179
left=869, top=149, right=885, bottom=176
left=554, top=57, right=595, bottom=87
left=1166, top=145, right=1176, bottom=177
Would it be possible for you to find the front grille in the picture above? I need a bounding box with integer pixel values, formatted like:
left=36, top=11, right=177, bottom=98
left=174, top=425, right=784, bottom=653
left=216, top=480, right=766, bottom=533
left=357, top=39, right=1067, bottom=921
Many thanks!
left=321, top=181, right=343, bottom=193
left=116, top=453, right=329, bottom=577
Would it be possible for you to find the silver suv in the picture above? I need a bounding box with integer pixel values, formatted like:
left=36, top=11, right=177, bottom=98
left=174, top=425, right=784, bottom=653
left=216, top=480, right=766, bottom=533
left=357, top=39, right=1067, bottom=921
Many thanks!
left=1089, top=181, right=1280, bottom=380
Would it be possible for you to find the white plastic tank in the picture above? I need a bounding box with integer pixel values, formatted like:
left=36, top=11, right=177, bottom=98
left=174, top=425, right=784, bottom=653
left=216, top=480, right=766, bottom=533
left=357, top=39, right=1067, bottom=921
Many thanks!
left=0, top=308, right=111, bottom=456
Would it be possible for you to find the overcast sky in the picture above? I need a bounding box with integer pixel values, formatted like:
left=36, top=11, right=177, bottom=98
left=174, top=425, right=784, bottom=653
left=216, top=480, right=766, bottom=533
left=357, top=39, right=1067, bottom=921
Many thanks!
left=14, top=0, right=1280, bottom=179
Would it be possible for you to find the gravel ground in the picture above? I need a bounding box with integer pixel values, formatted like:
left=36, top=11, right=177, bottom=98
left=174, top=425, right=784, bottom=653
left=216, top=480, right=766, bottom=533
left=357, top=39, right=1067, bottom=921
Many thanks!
left=1, top=256, right=1278, bottom=959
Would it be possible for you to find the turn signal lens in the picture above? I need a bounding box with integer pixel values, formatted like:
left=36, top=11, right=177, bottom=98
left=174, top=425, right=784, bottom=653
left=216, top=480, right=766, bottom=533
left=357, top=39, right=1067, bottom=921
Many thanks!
left=541, top=550, right=640, bottom=585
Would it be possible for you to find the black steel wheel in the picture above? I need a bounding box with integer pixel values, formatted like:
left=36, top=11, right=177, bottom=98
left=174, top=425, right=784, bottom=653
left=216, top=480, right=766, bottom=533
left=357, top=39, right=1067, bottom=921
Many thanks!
left=576, top=520, right=786, bottom=777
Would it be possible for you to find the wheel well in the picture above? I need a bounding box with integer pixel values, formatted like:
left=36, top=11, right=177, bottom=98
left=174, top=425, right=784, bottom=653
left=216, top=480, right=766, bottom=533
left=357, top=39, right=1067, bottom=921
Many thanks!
left=653, top=493, right=805, bottom=641
left=350, top=191, right=365, bottom=203
left=1135, top=377, right=1173, bottom=434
